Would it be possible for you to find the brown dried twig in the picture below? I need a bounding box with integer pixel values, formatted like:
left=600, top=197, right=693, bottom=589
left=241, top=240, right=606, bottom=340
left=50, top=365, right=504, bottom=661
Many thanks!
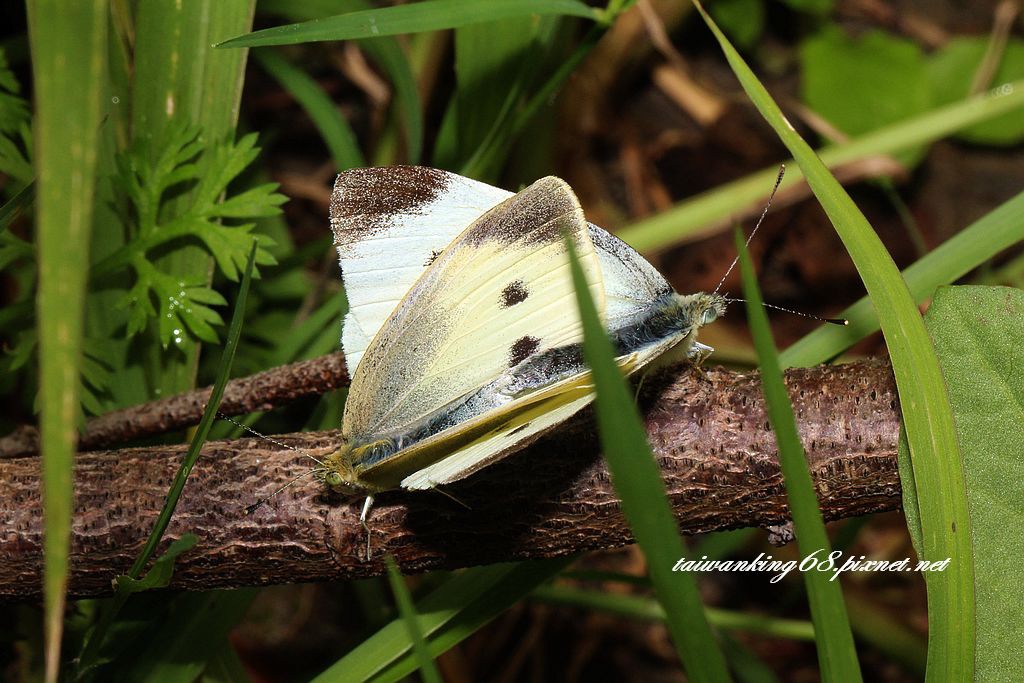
left=0, top=352, right=350, bottom=458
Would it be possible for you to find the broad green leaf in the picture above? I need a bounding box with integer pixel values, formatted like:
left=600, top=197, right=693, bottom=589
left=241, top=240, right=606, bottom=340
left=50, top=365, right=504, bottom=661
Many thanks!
left=26, top=2, right=108, bottom=680
left=566, top=236, right=730, bottom=681
left=800, top=26, right=930, bottom=164
left=925, top=285, right=1024, bottom=682
left=927, top=37, right=1024, bottom=144
left=112, top=590, right=258, bottom=683
left=780, top=0, right=833, bottom=13
left=781, top=189, right=1024, bottom=367
left=694, top=3, right=974, bottom=679
left=218, top=0, right=599, bottom=48
left=737, top=230, right=862, bottom=681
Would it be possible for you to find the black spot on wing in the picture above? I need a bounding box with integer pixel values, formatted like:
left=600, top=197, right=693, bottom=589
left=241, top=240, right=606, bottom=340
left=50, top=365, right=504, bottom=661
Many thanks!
left=501, top=280, right=529, bottom=307
left=509, top=335, right=541, bottom=367
left=330, top=166, right=451, bottom=247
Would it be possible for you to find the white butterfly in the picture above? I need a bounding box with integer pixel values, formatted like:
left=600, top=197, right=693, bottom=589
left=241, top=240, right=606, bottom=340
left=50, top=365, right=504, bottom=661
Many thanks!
left=319, top=167, right=725, bottom=531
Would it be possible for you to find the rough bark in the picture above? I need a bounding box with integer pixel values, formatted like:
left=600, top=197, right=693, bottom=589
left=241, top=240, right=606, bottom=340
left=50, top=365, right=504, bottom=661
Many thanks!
left=0, top=352, right=351, bottom=458
left=0, top=359, right=902, bottom=602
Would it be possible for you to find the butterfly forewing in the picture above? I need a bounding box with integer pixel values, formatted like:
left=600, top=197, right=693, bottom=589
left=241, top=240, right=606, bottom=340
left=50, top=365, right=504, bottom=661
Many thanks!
left=331, top=167, right=511, bottom=371
left=330, top=167, right=673, bottom=374
left=342, top=176, right=605, bottom=441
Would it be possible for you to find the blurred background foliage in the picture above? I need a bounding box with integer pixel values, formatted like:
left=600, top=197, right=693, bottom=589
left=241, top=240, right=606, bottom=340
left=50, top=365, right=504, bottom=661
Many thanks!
left=2, top=0, right=1024, bottom=680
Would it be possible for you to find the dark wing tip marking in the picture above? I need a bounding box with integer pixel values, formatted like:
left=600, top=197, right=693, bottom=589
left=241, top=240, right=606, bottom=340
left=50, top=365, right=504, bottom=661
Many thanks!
left=424, top=249, right=442, bottom=267
left=330, top=166, right=452, bottom=247
left=509, top=335, right=541, bottom=367
left=464, top=176, right=581, bottom=247
left=500, top=279, right=529, bottom=307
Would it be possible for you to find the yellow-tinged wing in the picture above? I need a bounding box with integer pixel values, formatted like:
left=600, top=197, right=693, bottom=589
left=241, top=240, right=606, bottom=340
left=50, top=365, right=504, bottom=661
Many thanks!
left=342, top=176, right=605, bottom=441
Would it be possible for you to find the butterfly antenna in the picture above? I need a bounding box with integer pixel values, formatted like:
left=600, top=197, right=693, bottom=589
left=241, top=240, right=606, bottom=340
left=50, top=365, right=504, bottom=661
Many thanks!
left=245, top=467, right=325, bottom=515
left=217, top=412, right=328, bottom=468
left=724, top=298, right=848, bottom=325
left=714, top=165, right=787, bottom=295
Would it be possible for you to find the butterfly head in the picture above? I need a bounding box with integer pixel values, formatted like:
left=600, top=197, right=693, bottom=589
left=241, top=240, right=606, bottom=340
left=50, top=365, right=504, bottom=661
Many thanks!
left=320, top=440, right=398, bottom=493
left=692, top=292, right=727, bottom=327
left=319, top=443, right=367, bottom=494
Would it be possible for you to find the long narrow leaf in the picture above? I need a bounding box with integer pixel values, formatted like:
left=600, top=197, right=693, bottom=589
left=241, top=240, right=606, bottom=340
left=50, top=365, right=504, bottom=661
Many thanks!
left=255, top=0, right=424, bottom=164
left=254, top=49, right=364, bottom=170
left=314, top=558, right=573, bottom=683
left=76, top=242, right=259, bottom=675
left=616, top=79, right=1024, bottom=252
left=781, top=189, right=1024, bottom=367
left=565, top=236, right=730, bottom=682
left=737, top=229, right=862, bottom=681
left=384, top=557, right=442, bottom=683
left=25, top=3, right=107, bottom=680
left=531, top=585, right=816, bottom=641
left=218, top=0, right=599, bottom=48
left=132, top=2, right=255, bottom=397
left=694, top=4, right=974, bottom=679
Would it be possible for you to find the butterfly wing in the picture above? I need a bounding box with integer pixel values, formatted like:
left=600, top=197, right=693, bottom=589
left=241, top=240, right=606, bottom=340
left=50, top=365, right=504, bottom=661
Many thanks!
left=330, top=167, right=672, bottom=373
left=343, top=175, right=605, bottom=442
left=330, top=167, right=511, bottom=371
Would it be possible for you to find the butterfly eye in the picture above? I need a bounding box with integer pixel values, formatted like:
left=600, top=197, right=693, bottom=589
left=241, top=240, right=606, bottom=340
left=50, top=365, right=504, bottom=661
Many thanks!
left=325, top=471, right=343, bottom=487
left=702, top=309, right=718, bottom=325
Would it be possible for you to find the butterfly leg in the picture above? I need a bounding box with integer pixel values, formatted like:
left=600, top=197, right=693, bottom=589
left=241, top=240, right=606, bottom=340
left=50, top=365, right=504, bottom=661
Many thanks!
left=689, top=342, right=714, bottom=366
left=360, top=495, right=375, bottom=561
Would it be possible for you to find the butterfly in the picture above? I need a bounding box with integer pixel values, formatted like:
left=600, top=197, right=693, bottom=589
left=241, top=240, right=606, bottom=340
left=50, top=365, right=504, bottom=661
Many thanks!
left=317, top=166, right=726, bottom=541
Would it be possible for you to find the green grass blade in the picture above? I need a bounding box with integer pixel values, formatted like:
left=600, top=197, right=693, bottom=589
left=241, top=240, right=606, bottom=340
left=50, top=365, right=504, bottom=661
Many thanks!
left=565, top=236, right=730, bottom=681
left=736, top=229, right=862, bottom=681
left=256, top=0, right=423, bottom=164
left=0, top=180, right=33, bottom=231
left=384, top=557, right=442, bottom=683
left=693, top=4, right=975, bottom=679
left=452, top=15, right=553, bottom=171
left=313, top=558, right=572, bottom=683
left=362, top=38, right=423, bottom=164
left=218, top=0, right=599, bottom=48
left=531, top=585, right=816, bottom=640
left=25, top=2, right=108, bottom=680
left=617, top=80, right=1024, bottom=253
left=254, top=49, right=364, bottom=170
left=781, top=189, right=1024, bottom=367
left=132, top=2, right=255, bottom=398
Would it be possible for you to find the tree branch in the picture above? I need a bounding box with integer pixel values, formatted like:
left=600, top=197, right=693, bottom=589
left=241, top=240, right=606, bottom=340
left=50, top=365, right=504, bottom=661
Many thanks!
left=0, top=352, right=350, bottom=458
left=0, top=359, right=902, bottom=602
